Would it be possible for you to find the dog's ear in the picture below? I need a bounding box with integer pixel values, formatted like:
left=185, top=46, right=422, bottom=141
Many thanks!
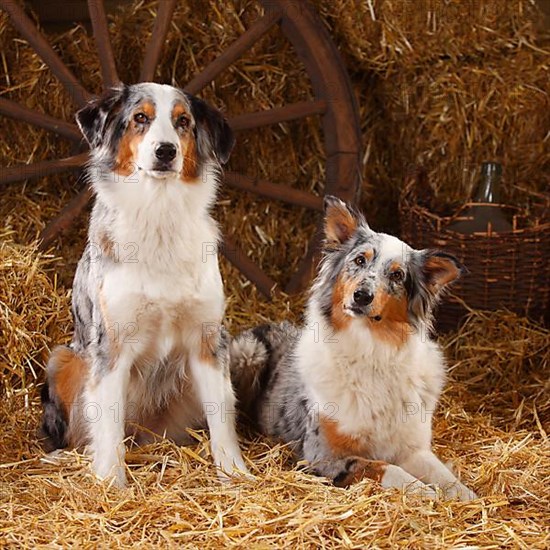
left=421, top=250, right=465, bottom=292
left=407, top=250, right=466, bottom=324
left=188, top=96, right=235, bottom=164
left=76, top=85, right=127, bottom=147
left=323, top=195, right=362, bottom=247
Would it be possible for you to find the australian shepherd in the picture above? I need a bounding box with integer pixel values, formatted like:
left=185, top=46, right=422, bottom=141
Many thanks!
left=41, top=82, right=248, bottom=487
left=229, top=196, right=476, bottom=500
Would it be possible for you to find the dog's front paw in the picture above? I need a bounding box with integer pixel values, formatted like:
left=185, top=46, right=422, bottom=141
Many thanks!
left=442, top=481, right=477, bottom=501
left=216, top=458, right=253, bottom=482
left=334, top=460, right=437, bottom=499
left=217, top=468, right=254, bottom=484
left=382, top=465, right=438, bottom=499
left=403, top=481, right=439, bottom=500
left=92, top=458, right=127, bottom=488
left=213, top=447, right=252, bottom=482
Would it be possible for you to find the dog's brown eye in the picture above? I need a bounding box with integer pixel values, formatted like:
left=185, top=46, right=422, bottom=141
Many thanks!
left=134, top=112, right=149, bottom=124
left=390, top=270, right=404, bottom=283
left=176, top=115, right=189, bottom=130
left=354, top=255, right=366, bottom=267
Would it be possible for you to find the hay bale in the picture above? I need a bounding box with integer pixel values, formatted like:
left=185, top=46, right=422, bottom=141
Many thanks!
left=377, top=48, right=550, bottom=209
left=315, top=0, right=544, bottom=76
left=314, top=0, right=549, bottom=227
left=445, top=309, right=550, bottom=433
left=0, top=237, right=70, bottom=395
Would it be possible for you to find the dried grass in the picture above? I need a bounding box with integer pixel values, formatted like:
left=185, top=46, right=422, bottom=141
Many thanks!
left=315, top=0, right=549, bottom=223
left=446, top=310, right=550, bottom=434
left=315, top=0, right=545, bottom=76
left=0, top=236, right=70, bottom=395
left=0, top=249, right=548, bottom=547
left=375, top=49, right=550, bottom=210
left=0, top=0, right=549, bottom=547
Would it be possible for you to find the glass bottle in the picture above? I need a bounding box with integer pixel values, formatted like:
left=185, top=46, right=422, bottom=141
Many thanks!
left=448, top=162, right=512, bottom=234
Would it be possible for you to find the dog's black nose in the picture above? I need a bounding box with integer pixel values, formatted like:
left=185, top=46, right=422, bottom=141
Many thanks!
left=155, top=143, right=177, bottom=162
left=353, top=289, right=374, bottom=306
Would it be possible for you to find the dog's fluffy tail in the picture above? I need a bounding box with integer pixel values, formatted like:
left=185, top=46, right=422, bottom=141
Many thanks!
left=229, top=321, right=296, bottom=419
left=40, top=345, right=88, bottom=451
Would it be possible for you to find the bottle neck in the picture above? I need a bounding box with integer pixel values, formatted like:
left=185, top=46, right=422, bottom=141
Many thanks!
left=473, top=163, right=502, bottom=203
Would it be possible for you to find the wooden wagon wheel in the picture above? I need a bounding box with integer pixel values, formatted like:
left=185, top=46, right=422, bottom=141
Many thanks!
left=0, top=0, right=361, bottom=297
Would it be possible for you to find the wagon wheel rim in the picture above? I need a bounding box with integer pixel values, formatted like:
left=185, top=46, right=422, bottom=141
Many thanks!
left=0, top=0, right=362, bottom=297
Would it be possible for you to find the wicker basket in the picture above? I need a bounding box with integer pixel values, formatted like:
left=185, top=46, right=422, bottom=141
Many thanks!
left=399, top=171, right=550, bottom=330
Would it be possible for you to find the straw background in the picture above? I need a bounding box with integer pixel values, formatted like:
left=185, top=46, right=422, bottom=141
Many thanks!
left=1, top=0, right=549, bottom=547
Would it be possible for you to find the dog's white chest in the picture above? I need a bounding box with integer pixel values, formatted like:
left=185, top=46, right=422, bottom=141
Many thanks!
left=300, top=329, right=444, bottom=461
left=329, top=352, right=417, bottom=424
left=97, top=184, right=225, bottom=360
left=101, top=255, right=223, bottom=340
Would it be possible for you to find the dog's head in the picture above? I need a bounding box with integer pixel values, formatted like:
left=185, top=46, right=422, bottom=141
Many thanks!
left=315, top=196, right=465, bottom=344
left=76, top=82, right=234, bottom=181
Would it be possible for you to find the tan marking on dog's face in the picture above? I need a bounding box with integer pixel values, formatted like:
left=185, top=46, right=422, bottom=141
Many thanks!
left=50, top=346, right=88, bottom=416
left=331, top=274, right=356, bottom=331
left=114, top=101, right=156, bottom=177
left=367, top=290, right=411, bottom=347
left=172, top=102, right=199, bottom=182
left=320, top=416, right=370, bottom=458
left=364, top=249, right=374, bottom=261
left=172, top=103, right=188, bottom=120
left=180, top=136, right=199, bottom=180
left=333, top=458, right=388, bottom=488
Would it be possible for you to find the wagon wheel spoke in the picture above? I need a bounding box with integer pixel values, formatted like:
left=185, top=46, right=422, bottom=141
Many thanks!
left=39, top=186, right=93, bottom=250
left=228, top=99, right=327, bottom=131
left=0, top=153, right=88, bottom=187
left=0, top=97, right=81, bottom=141
left=225, top=172, right=323, bottom=211
left=184, top=8, right=282, bottom=96
left=88, top=0, right=119, bottom=88
left=0, top=0, right=90, bottom=107
left=222, top=234, right=277, bottom=297
left=139, top=0, right=178, bottom=82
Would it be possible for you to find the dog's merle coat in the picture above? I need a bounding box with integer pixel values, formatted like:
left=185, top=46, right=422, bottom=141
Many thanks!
left=41, top=83, right=247, bottom=486
left=230, top=197, right=476, bottom=500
